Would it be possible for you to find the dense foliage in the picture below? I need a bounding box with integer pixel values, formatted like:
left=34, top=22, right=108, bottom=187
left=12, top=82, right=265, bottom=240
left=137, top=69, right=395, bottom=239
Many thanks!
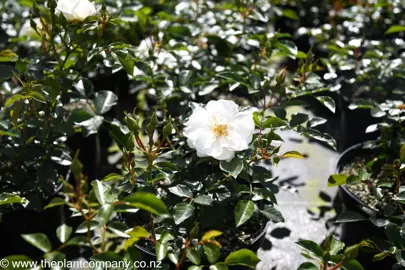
left=2, top=0, right=405, bottom=269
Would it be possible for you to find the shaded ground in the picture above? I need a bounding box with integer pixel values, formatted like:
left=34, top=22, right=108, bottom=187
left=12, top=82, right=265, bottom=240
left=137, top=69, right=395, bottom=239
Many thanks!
left=257, top=108, right=340, bottom=270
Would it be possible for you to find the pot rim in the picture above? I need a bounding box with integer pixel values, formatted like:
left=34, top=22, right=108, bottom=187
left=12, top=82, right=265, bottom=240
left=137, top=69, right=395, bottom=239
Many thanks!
left=334, top=142, right=379, bottom=215
left=135, top=221, right=271, bottom=257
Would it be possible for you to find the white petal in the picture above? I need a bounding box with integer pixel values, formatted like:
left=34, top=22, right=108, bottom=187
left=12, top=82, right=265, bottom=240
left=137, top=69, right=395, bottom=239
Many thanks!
left=230, top=110, right=255, bottom=140
left=213, top=147, right=235, bottom=161
left=185, top=107, right=211, bottom=127
left=72, top=0, right=96, bottom=21
left=221, top=132, right=248, bottom=151
left=193, top=131, right=215, bottom=153
left=206, top=140, right=223, bottom=157
left=206, top=100, right=238, bottom=121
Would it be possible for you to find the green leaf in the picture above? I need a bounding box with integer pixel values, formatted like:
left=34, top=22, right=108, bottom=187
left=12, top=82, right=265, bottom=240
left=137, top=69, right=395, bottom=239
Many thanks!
left=253, top=111, right=261, bottom=126
left=385, top=25, right=405, bottom=34
left=156, top=242, right=168, bottom=261
left=116, top=52, right=135, bottom=75
left=316, top=96, right=336, bottom=113
left=296, top=240, right=324, bottom=259
left=194, top=195, right=214, bottom=206
left=179, top=70, right=193, bottom=85
left=308, top=117, right=327, bottom=128
left=1, top=255, right=32, bottom=270
left=160, top=231, right=175, bottom=243
left=126, top=246, right=142, bottom=263
left=326, top=235, right=345, bottom=256
left=168, top=185, right=193, bottom=198
left=21, top=233, right=52, bottom=253
left=5, top=94, right=25, bottom=108
left=56, top=224, right=72, bottom=244
left=209, top=263, right=228, bottom=270
left=260, top=205, right=284, bottom=223
left=373, top=251, right=389, bottom=262
left=220, top=158, right=244, bottom=179
left=186, top=247, right=201, bottom=265
left=346, top=175, right=361, bottom=185
left=335, top=211, right=367, bottom=223
left=327, top=174, right=348, bottom=187
left=91, top=180, right=116, bottom=205
left=102, top=173, right=124, bottom=182
left=65, top=236, right=89, bottom=246
left=217, top=71, right=246, bottom=85
left=263, top=117, right=287, bottom=128
left=0, top=64, right=13, bottom=80
left=224, top=249, right=260, bottom=268
left=275, top=40, right=298, bottom=58
left=342, top=259, right=364, bottom=270
left=96, top=204, right=114, bottom=226
left=282, top=9, right=298, bottom=20
left=348, top=99, right=374, bottom=110
left=108, top=222, right=130, bottom=238
left=94, top=90, right=118, bottom=115
left=168, top=26, right=191, bottom=39
left=0, top=193, right=27, bottom=206
left=128, top=226, right=149, bottom=238
left=124, top=192, right=169, bottom=216
left=0, top=49, right=18, bottom=62
left=297, top=262, right=318, bottom=270
left=91, top=252, right=123, bottom=262
left=202, top=230, right=223, bottom=242
left=44, top=197, right=65, bottom=209
left=44, top=251, right=66, bottom=269
left=266, top=130, right=284, bottom=142
left=173, top=202, right=195, bottom=225
left=189, top=266, right=204, bottom=270
left=76, top=115, right=104, bottom=137
left=386, top=223, right=405, bottom=249
left=234, top=200, right=255, bottom=227
left=27, top=91, right=46, bottom=103
left=281, top=151, right=305, bottom=159
left=290, top=113, right=309, bottom=127
left=76, top=221, right=100, bottom=234
left=204, top=243, right=221, bottom=264
left=0, top=130, right=18, bottom=137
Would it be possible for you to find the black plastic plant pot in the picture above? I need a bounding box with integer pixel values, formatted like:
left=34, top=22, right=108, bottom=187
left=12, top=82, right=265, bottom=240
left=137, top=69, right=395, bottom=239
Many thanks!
left=335, top=143, right=395, bottom=269
left=338, top=86, right=379, bottom=152
left=0, top=171, right=69, bottom=259
left=134, top=221, right=271, bottom=270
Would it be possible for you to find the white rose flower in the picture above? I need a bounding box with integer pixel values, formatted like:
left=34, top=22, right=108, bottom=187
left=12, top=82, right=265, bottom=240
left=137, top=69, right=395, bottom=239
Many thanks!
left=56, top=0, right=97, bottom=22
left=184, top=100, right=256, bottom=162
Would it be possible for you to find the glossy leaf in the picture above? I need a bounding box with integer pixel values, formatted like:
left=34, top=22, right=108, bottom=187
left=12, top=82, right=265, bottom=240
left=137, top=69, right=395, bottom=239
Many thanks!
left=220, top=158, right=244, bottom=179
left=123, top=192, right=169, bottom=216
left=173, top=203, right=195, bottom=225
left=234, top=200, right=255, bottom=227
left=56, top=224, right=72, bottom=244
left=297, top=262, right=318, bottom=270
left=21, top=233, right=52, bottom=253
left=224, top=249, right=260, bottom=268
left=204, top=243, right=221, bottom=264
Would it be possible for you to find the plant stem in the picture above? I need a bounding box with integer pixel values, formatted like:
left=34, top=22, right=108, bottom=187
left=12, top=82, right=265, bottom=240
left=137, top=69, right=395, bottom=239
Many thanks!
left=328, top=260, right=344, bottom=270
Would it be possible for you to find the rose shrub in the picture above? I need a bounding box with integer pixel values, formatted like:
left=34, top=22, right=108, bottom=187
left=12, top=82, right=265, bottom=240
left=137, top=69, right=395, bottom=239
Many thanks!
left=0, top=0, right=340, bottom=269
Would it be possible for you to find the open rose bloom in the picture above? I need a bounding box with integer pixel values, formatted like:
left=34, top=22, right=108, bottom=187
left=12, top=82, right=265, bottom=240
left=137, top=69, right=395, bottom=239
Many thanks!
left=56, top=0, right=97, bottom=22
left=184, top=100, right=256, bottom=162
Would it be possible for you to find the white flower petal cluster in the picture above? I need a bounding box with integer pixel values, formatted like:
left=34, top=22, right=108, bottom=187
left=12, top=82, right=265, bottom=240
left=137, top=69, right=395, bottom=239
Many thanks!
left=56, top=0, right=97, bottom=22
left=184, top=100, right=256, bottom=162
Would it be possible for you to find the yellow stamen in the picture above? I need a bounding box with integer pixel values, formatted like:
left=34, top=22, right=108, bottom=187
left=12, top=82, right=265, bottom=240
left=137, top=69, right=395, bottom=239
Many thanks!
left=212, top=124, right=229, bottom=137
